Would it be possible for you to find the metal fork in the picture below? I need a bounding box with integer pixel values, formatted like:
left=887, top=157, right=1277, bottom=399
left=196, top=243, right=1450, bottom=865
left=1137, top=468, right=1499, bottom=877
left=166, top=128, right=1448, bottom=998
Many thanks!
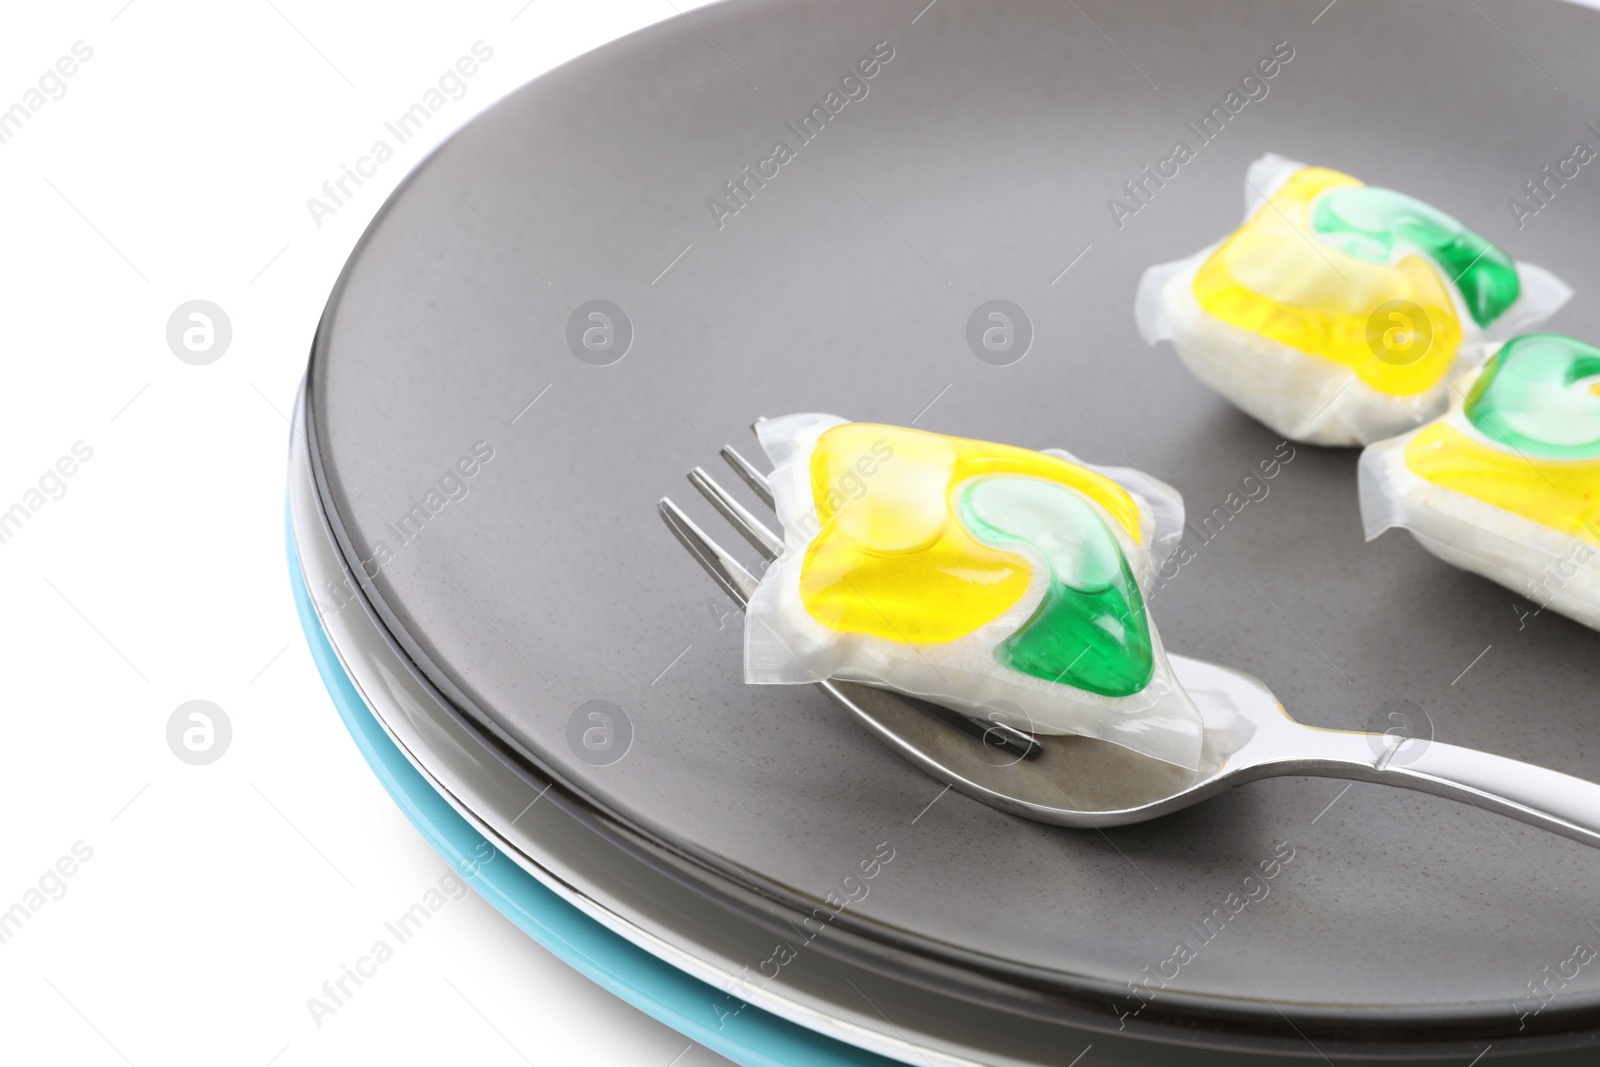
left=666, top=447, right=1040, bottom=762
left=659, top=442, right=1600, bottom=846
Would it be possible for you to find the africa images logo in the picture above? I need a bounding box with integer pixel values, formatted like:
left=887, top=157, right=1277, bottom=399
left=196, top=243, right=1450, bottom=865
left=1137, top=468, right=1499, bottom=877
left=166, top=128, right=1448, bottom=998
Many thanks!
left=1106, top=41, right=1296, bottom=229
left=705, top=40, right=895, bottom=230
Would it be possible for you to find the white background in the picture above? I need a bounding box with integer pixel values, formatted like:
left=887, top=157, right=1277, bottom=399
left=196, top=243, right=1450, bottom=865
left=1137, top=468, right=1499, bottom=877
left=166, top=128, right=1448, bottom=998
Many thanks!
left=0, top=2, right=733, bottom=1065
left=8, top=2, right=1600, bottom=1065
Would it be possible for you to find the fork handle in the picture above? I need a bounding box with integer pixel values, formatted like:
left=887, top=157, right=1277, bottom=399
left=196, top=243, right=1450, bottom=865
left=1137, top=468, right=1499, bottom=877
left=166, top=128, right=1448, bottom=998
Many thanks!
left=1368, top=739, right=1600, bottom=850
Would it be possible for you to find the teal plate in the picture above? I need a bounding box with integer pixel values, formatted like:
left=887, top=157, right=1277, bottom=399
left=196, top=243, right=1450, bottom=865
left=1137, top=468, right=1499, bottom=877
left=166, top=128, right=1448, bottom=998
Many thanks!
left=287, top=513, right=893, bottom=1067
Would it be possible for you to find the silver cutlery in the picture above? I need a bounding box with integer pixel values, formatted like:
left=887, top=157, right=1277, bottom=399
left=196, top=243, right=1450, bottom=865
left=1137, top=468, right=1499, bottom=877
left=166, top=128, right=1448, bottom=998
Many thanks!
left=660, top=441, right=1600, bottom=847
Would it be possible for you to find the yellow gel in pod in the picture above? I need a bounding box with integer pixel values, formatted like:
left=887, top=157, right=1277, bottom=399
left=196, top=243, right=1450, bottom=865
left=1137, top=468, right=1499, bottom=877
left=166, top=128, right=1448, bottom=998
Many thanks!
left=798, top=423, right=1140, bottom=645
left=1192, top=166, right=1464, bottom=396
left=1403, top=335, right=1600, bottom=541
left=1403, top=424, right=1600, bottom=542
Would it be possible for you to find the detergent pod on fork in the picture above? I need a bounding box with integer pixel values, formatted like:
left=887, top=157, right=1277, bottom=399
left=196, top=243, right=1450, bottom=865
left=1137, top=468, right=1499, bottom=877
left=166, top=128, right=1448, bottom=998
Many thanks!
left=1136, top=154, right=1571, bottom=446
left=742, top=413, right=1205, bottom=771
left=1360, top=334, right=1600, bottom=630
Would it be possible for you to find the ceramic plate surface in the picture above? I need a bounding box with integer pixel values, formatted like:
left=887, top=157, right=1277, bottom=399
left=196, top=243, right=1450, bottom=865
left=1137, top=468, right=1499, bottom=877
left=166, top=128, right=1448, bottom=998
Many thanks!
left=289, top=408, right=1088, bottom=1067
left=287, top=515, right=893, bottom=1067
left=302, top=0, right=1600, bottom=1050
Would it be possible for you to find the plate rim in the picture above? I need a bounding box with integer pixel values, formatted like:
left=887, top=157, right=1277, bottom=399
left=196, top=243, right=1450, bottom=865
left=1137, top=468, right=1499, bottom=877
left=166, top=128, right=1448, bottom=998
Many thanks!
left=297, top=0, right=1600, bottom=1049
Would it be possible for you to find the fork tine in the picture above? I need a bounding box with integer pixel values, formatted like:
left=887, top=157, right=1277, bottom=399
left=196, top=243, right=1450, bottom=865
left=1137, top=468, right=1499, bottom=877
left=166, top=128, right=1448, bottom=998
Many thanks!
left=720, top=445, right=774, bottom=510
left=662, top=462, right=1048, bottom=770
left=690, top=468, right=783, bottom=560
left=658, top=498, right=757, bottom=608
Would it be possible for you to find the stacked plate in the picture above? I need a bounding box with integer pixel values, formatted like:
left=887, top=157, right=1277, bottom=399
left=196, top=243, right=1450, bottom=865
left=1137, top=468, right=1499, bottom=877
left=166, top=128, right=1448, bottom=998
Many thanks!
left=286, top=0, right=1600, bottom=1062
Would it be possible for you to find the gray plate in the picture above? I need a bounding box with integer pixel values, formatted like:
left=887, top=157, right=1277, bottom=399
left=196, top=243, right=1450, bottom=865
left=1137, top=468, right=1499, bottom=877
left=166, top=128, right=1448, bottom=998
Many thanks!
left=290, top=397, right=1600, bottom=1067
left=305, top=0, right=1600, bottom=1052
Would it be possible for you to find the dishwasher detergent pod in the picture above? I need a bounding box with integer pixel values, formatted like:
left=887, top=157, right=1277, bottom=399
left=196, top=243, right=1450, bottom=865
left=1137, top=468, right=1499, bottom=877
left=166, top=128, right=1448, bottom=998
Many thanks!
left=1136, top=154, right=1570, bottom=446
left=1360, top=333, right=1600, bottom=630
left=743, top=413, right=1204, bottom=771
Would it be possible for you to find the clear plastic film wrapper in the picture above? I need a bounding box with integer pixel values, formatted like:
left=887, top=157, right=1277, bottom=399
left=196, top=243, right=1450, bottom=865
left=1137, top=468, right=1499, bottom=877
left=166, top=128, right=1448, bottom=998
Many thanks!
left=743, top=413, right=1205, bottom=771
left=1136, top=154, right=1571, bottom=447
left=1359, top=334, right=1600, bottom=631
